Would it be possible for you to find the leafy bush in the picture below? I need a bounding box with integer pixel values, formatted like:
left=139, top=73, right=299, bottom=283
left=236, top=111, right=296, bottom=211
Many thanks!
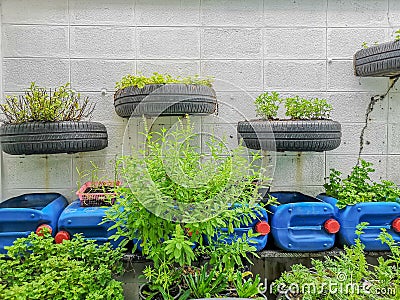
left=324, top=159, right=400, bottom=209
left=0, top=82, right=94, bottom=124
left=254, top=91, right=282, bottom=119
left=273, top=226, right=400, bottom=299
left=115, top=72, right=214, bottom=89
left=0, top=231, right=124, bottom=299
left=284, top=95, right=332, bottom=120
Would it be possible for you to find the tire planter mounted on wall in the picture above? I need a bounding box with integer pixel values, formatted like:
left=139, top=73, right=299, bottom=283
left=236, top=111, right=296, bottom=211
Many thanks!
left=354, top=41, right=400, bottom=77
left=0, top=121, right=108, bottom=155
left=114, top=84, right=217, bottom=118
left=237, top=119, right=341, bottom=152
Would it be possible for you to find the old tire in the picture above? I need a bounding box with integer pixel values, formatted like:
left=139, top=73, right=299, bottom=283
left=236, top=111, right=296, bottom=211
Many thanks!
left=0, top=121, right=108, bottom=155
left=237, top=120, right=341, bottom=152
left=114, top=84, right=217, bottom=118
left=354, top=41, right=400, bottom=77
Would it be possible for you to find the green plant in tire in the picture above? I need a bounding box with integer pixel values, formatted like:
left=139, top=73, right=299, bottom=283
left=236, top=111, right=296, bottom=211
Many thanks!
left=0, top=82, right=94, bottom=124
left=324, top=159, right=400, bottom=208
left=0, top=230, right=124, bottom=300
left=284, top=96, right=332, bottom=120
left=254, top=91, right=282, bottom=119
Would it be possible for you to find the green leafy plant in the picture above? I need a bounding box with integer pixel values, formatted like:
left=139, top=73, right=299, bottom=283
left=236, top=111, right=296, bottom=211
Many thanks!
left=115, top=72, right=214, bottom=90
left=254, top=91, right=282, bottom=119
left=284, top=96, right=332, bottom=120
left=233, top=271, right=263, bottom=298
left=395, top=29, right=400, bottom=41
left=0, top=82, right=94, bottom=124
left=0, top=230, right=124, bottom=299
left=324, top=159, right=400, bottom=208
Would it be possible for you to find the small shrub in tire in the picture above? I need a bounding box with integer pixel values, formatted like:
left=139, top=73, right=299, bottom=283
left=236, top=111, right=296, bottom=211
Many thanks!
left=237, top=120, right=341, bottom=152
left=354, top=41, right=400, bottom=77
left=114, top=84, right=217, bottom=118
left=0, top=122, right=108, bottom=155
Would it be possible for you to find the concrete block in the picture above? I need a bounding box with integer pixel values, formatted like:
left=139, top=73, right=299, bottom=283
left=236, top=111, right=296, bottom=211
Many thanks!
left=388, top=0, right=400, bottom=27
left=264, top=0, right=326, bottom=27
left=69, top=0, right=134, bottom=25
left=387, top=123, right=400, bottom=154
left=328, top=28, right=387, bottom=59
left=70, top=59, right=134, bottom=91
left=1, top=0, right=68, bottom=24
left=201, top=0, right=263, bottom=27
left=330, top=122, right=387, bottom=155
left=2, top=25, right=68, bottom=58
left=213, top=91, right=259, bottom=123
left=326, top=154, right=387, bottom=182
left=388, top=93, right=400, bottom=123
left=263, top=28, right=326, bottom=59
left=137, top=28, right=200, bottom=59
left=201, top=60, right=263, bottom=91
left=201, top=122, right=238, bottom=152
left=70, top=26, right=135, bottom=59
left=327, top=92, right=387, bottom=123
left=327, top=0, right=389, bottom=27
left=136, top=60, right=200, bottom=77
left=327, top=60, right=388, bottom=92
left=387, top=155, right=400, bottom=184
left=3, top=58, right=70, bottom=92
left=263, top=60, right=326, bottom=91
left=135, top=0, right=200, bottom=26
left=2, top=155, right=73, bottom=189
left=202, top=28, right=262, bottom=59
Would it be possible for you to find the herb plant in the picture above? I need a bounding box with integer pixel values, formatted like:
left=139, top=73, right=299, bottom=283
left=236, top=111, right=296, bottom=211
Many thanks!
left=324, top=159, right=400, bottom=209
left=115, top=72, right=214, bottom=90
left=254, top=91, right=282, bottom=119
left=284, top=96, right=332, bottom=120
left=0, top=231, right=124, bottom=299
left=0, top=82, right=94, bottom=124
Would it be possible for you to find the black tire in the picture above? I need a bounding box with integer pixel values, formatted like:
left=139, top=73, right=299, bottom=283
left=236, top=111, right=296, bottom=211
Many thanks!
left=0, top=121, right=108, bottom=155
left=237, top=120, right=341, bottom=152
left=114, top=84, right=217, bottom=118
left=354, top=41, right=400, bottom=77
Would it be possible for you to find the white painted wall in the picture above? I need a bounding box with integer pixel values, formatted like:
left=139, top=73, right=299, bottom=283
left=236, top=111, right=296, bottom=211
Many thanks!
left=1, top=0, right=400, bottom=201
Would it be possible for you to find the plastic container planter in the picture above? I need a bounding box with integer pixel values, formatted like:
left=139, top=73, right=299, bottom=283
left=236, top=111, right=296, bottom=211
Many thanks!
left=210, top=204, right=270, bottom=252
left=55, top=200, right=123, bottom=248
left=317, top=194, right=400, bottom=251
left=77, top=181, right=121, bottom=207
left=0, top=193, right=68, bottom=254
left=268, top=192, right=339, bottom=252
left=354, top=41, right=400, bottom=77
left=114, top=84, right=217, bottom=118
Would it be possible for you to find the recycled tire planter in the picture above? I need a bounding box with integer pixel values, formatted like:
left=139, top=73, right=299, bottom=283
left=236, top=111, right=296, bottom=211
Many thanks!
left=114, top=84, right=217, bottom=117
left=354, top=41, right=400, bottom=77
left=0, top=121, right=108, bottom=155
left=237, top=119, right=341, bottom=152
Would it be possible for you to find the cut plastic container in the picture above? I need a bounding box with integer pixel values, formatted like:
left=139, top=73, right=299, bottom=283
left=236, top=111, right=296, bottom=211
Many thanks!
left=317, top=194, right=400, bottom=251
left=210, top=204, right=270, bottom=252
left=77, top=181, right=121, bottom=207
left=268, top=192, right=339, bottom=252
left=0, top=193, right=68, bottom=254
left=55, top=200, right=123, bottom=248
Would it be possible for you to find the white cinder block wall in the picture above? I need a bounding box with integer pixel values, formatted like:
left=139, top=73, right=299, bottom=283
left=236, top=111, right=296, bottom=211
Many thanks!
left=1, top=0, right=400, bottom=201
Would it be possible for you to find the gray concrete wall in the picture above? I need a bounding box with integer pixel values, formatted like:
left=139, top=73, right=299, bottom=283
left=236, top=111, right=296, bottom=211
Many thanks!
left=1, top=0, right=400, bottom=200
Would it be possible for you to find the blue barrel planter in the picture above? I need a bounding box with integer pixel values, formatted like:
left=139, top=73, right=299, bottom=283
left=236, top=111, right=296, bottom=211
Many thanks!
left=268, top=192, right=339, bottom=252
left=0, top=193, right=68, bottom=253
left=209, top=204, right=270, bottom=252
left=317, top=194, right=400, bottom=251
left=55, top=200, right=123, bottom=248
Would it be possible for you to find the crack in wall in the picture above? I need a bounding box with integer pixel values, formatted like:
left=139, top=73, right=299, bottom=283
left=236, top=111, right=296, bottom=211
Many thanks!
left=358, top=76, right=399, bottom=161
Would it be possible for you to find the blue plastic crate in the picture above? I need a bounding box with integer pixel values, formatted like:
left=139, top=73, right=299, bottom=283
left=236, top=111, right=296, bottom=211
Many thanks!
left=268, top=192, right=339, bottom=252
left=317, top=194, right=400, bottom=251
left=56, top=200, right=123, bottom=248
left=0, top=193, right=68, bottom=254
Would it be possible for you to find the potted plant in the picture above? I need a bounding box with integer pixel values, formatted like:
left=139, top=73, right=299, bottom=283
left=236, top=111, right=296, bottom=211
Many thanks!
left=104, top=117, right=272, bottom=299
left=317, top=159, right=400, bottom=251
left=0, top=82, right=108, bottom=155
left=113, top=72, right=217, bottom=117
left=237, top=92, right=341, bottom=152
left=354, top=29, right=400, bottom=77
left=0, top=230, right=124, bottom=299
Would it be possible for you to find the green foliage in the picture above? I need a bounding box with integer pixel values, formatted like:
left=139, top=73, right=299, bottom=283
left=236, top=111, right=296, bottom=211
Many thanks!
left=254, top=91, right=282, bottom=119
left=0, top=231, right=124, bottom=300
left=284, top=95, right=332, bottom=120
left=273, top=226, right=400, bottom=299
left=233, top=271, right=263, bottom=298
left=0, top=82, right=94, bottom=124
left=115, top=72, right=214, bottom=89
left=395, top=29, right=400, bottom=41
left=324, top=159, right=400, bottom=209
